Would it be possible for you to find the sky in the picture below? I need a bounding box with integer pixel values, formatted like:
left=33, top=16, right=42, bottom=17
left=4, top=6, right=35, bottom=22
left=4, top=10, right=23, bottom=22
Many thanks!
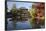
left=7, top=2, right=32, bottom=9
left=16, top=2, right=32, bottom=8
left=7, top=1, right=32, bottom=12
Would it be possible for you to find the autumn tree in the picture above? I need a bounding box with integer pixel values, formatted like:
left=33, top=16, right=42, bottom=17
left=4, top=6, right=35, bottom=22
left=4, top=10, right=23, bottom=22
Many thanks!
left=28, top=7, right=36, bottom=27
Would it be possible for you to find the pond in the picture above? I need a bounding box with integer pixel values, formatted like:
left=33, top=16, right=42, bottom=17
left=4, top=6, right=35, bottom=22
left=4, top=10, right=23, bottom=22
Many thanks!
left=15, top=21, right=32, bottom=30
left=7, top=18, right=32, bottom=30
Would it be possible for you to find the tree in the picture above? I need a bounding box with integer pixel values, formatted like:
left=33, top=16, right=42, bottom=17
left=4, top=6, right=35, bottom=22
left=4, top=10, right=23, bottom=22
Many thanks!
left=28, top=8, right=36, bottom=24
left=11, top=4, right=17, bottom=20
left=10, top=4, right=17, bottom=29
left=29, top=5, right=45, bottom=28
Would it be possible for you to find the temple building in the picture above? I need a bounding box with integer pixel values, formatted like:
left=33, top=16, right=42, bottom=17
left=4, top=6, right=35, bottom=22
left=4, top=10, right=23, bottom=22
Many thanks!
left=15, top=7, right=28, bottom=21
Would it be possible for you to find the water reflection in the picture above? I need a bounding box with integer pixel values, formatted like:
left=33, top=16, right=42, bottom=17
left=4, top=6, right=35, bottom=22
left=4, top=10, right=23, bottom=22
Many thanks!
left=16, top=21, right=32, bottom=30
left=7, top=18, right=32, bottom=30
left=7, top=18, right=14, bottom=30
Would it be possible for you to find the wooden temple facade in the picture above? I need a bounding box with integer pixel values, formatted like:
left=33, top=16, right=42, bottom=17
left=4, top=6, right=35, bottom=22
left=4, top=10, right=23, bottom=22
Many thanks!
left=14, top=8, right=28, bottom=21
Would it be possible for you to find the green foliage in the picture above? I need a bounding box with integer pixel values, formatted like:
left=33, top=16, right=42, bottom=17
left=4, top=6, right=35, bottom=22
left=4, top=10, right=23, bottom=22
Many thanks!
left=11, top=4, right=16, bottom=14
left=28, top=8, right=45, bottom=26
left=28, top=8, right=36, bottom=25
left=10, top=4, right=17, bottom=21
